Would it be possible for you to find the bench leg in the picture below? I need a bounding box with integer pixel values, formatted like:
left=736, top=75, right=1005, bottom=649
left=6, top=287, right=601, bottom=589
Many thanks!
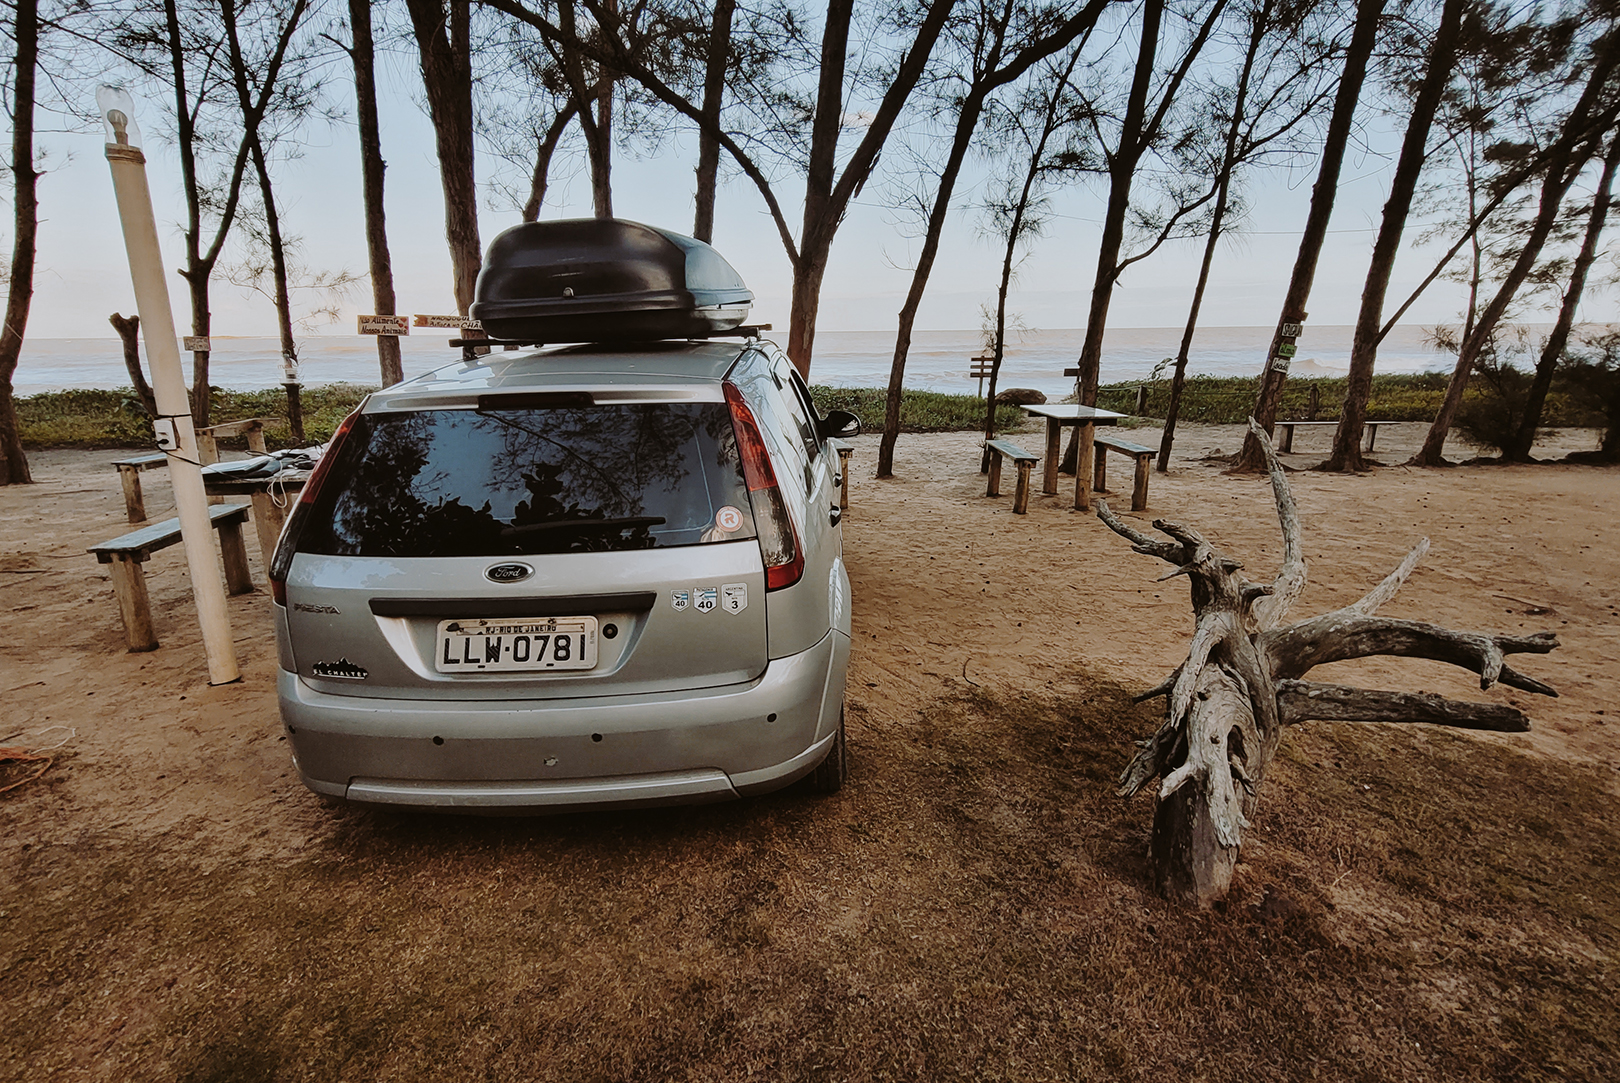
left=987, top=452, right=1003, bottom=497
left=1013, top=461, right=1032, bottom=514
left=250, top=490, right=288, bottom=569
left=1364, top=423, right=1377, bottom=453
left=1279, top=424, right=1295, bottom=453
left=218, top=520, right=254, bottom=595
left=1073, top=422, right=1096, bottom=511
left=247, top=430, right=268, bottom=455
left=1132, top=454, right=1151, bottom=512
left=1094, top=445, right=1109, bottom=493
left=118, top=465, right=146, bottom=523
left=1042, top=419, right=1061, bottom=494
left=108, top=556, right=158, bottom=652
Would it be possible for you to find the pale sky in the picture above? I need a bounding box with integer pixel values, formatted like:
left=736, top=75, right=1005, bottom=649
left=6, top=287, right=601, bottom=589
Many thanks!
left=18, top=49, right=1618, bottom=343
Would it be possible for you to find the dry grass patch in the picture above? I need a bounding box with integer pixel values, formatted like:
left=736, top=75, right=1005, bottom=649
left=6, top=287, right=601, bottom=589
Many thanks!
left=3, top=681, right=1614, bottom=1081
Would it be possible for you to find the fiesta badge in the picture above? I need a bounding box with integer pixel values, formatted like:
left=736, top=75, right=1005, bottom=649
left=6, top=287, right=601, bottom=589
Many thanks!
left=485, top=562, right=534, bottom=584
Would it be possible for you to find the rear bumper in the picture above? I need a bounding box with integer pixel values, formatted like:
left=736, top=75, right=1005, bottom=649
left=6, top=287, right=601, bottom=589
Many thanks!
left=278, top=628, right=849, bottom=811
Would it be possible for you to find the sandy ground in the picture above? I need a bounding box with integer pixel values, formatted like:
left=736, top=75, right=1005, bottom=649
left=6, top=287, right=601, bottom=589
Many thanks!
left=3, top=422, right=1618, bottom=1079
left=3, top=417, right=1620, bottom=848
left=2, top=420, right=1614, bottom=858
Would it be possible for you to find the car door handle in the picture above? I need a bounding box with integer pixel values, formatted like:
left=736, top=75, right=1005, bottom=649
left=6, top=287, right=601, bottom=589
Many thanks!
left=829, top=505, right=842, bottom=527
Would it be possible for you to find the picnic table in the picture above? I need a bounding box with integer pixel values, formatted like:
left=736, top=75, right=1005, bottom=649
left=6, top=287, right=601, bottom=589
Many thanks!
left=1021, top=404, right=1126, bottom=510
left=202, top=466, right=310, bottom=566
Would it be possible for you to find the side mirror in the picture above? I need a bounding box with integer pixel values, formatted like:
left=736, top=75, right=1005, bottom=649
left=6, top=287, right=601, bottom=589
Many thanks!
left=818, top=409, right=861, bottom=440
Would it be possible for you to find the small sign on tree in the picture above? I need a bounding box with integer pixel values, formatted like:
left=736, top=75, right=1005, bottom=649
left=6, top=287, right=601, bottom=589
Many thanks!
left=358, top=315, right=410, bottom=336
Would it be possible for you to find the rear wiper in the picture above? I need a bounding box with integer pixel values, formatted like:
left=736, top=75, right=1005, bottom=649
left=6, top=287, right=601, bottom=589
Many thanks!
left=500, top=516, right=666, bottom=537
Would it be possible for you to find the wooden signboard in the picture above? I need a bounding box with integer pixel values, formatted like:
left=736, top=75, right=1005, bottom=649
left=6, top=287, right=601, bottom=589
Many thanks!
left=358, top=315, right=410, bottom=336
left=414, top=314, right=483, bottom=330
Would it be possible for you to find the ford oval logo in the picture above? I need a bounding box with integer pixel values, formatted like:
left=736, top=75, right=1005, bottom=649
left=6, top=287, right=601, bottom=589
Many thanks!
left=485, top=562, right=534, bottom=584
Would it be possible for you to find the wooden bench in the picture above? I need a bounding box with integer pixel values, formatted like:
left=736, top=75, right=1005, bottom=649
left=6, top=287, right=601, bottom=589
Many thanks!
left=196, top=417, right=270, bottom=465
left=112, top=452, right=169, bottom=523
left=985, top=439, right=1040, bottom=514
left=1276, top=419, right=1381, bottom=453
left=87, top=503, right=255, bottom=652
left=829, top=438, right=855, bottom=511
left=1093, top=433, right=1156, bottom=512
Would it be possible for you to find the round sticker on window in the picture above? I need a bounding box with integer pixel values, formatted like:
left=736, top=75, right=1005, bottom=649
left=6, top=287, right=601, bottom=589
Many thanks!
left=715, top=505, right=743, bottom=532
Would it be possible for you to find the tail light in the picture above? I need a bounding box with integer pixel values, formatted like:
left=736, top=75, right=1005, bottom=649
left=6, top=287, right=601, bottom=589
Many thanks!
left=723, top=382, right=804, bottom=590
left=269, top=407, right=362, bottom=606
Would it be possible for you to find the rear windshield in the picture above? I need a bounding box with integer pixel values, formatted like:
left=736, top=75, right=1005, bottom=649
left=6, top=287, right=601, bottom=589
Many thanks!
left=296, top=403, right=757, bottom=557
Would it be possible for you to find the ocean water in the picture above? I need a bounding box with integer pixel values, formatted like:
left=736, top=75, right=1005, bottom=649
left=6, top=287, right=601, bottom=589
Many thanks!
left=13, top=324, right=1462, bottom=399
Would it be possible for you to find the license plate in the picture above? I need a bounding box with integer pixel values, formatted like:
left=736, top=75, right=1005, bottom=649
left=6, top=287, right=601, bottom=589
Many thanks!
left=435, top=616, right=599, bottom=673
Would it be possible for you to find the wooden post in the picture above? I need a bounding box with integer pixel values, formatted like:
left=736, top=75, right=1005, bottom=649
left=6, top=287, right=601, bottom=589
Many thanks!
left=987, top=450, right=1004, bottom=497
left=195, top=430, right=219, bottom=466
left=284, top=382, right=305, bottom=444
left=836, top=445, right=853, bottom=510
left=118, top=464, right=146, bottom=523
left=1094, top=444, right=1109, bottom=493
left=1013, top=461, right=1032, bottom=514
left=1042, top=419, right=1062, bottom=494
left=218, top=518, right=254, bottom=595
left=249, top=491, right=287, bottom=566
left=1131, top=453, right=1151, bottom=512
left=1135, top=385, right=1148, bottom=414
left=107, top=555, right=158, bottom=652
left=1307, top=382, right=1320, bottom=420
left=245, top=422, right=267, bottom=455
left=1074, top=421, right=1096, bottom=511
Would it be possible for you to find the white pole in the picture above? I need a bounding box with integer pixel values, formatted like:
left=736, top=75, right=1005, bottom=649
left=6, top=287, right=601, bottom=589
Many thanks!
left=98, top=87, right=240, bottom=685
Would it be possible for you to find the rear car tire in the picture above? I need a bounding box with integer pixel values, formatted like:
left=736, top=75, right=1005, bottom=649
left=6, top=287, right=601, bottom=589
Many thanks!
left=807, top=706, right=847, bottom=794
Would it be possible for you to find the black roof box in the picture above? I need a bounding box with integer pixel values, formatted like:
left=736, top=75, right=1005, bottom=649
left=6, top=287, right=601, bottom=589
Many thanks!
left=469, top=218, right=754, bottom=343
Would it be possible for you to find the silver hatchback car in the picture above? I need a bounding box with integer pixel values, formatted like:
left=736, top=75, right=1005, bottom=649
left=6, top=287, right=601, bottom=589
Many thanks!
left=270, top=335, right=857, bottom=812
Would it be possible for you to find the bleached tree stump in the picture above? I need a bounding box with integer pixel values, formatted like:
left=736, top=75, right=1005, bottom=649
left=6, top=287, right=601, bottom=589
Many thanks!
left=1098, top=420, right=1557, bottom=907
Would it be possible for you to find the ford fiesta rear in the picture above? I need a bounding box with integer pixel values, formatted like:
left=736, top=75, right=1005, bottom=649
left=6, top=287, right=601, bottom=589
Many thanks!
left=270, top=386, right=844, bottom=811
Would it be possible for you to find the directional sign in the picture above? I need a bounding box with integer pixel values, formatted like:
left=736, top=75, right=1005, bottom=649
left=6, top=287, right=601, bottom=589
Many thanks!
left=358, top=315, right=410, bottom=336
left=1280, top=322, right=1303, bottom=338
left=414, top=314, right=483, bottom=330
left=1276, top=342, right=1297, bottom=358
left=1272, top=357, right=1292, bottom=374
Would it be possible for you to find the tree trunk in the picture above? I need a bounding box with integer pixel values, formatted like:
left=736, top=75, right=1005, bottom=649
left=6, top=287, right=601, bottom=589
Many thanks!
left=1506, top=132, right=1620, bottom=461
left=523, top=103, right=577, bottom=223
left=0, top=0, right=38, bottom=485
left=980, top=46, right=1088, bottom=471
left=1231, top=0, right=1383, bottom=473
left=407, top=0, right=482, bottom=314
left=1325, top=0, right=1463, bottom=472
left=110, top=313, right=158, bottom=420
left=184, top=272, right=214, bottom=428
left=876, top=78, right=996, bottom=479
left=591, top=0, right=615, bottom=220
left=1413, top=82, right=1620, bottom=466
left=349, top=0, right=403, bottom=386
left=1099, top=421, right=1557, bottom=906
left=1071, top=0, right=1162, bottom=411
left=1159, top=0, right=1269, bottom=473
left=785, top=252, right=829, bottom=379
left=248, top=140, right=304, bottom=442
left=692, top=0, right=736, bottom=242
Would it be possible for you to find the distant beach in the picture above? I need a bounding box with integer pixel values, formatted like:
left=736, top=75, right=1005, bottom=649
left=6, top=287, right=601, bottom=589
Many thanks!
left=12, top=323, right=1474, bottom=399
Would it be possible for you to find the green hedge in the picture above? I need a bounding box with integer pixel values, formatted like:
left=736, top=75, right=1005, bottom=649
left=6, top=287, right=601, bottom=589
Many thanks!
left=1093, top=373, right=1608, bottom=427
left=19, top=383, right=1026, bottom=449
left=19, top=384, right=374, bottom=450
left=808, top=386, right=1024, bottom=434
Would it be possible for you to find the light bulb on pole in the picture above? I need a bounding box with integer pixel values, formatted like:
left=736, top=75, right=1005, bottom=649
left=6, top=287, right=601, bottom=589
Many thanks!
left=98, top=84, right=240, bottom=685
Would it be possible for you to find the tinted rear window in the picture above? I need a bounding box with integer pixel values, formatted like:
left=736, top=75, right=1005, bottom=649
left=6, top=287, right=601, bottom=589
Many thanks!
left=297, top=403, right=757, bottom=557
